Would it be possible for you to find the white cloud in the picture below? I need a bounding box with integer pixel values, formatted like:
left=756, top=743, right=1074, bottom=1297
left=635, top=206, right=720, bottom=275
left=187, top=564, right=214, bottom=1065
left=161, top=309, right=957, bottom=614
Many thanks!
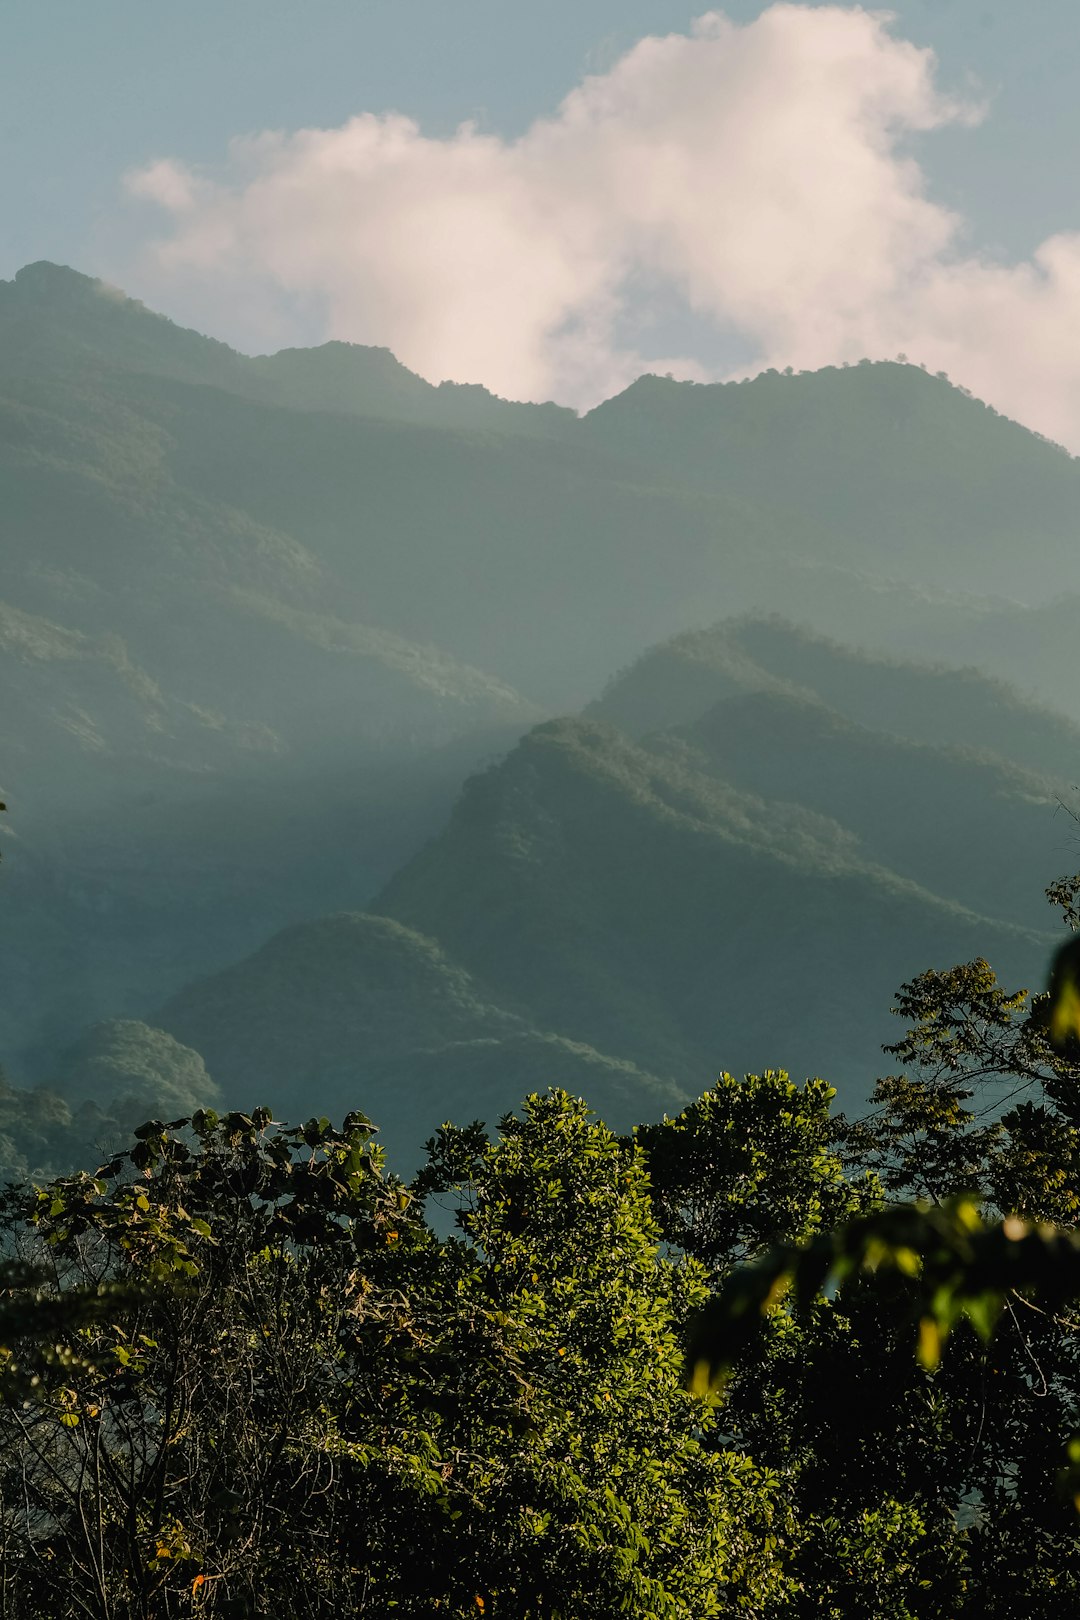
left=123, top=4, right=1080, bottom=447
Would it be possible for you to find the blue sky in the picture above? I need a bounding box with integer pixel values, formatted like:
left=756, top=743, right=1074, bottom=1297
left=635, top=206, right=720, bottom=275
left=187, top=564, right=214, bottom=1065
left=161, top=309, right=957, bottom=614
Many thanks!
left=4, top=1, right=1075, bottom=273
left=4, top=3, right=1080, bottom=440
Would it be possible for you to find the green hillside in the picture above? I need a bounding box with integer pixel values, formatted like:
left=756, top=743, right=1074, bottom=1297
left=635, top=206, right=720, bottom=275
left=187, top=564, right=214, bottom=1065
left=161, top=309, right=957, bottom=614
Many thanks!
left=0, top=260, right=575, bottom=436
left=589, top=615, right=1080, bottom=777
left=156, top=912, right=683, bottom=1164
left=146, top=624, right=1068, bottom=1161
left=374, top=717, right=1050, bottom=1101
left=6, top=262, right=1080, bottom=714
left=669, top=693, right=1066, bottom=930
left=6, top=263, right=1080, bottom=1118
left=581, top=362, right=1080, bottom=597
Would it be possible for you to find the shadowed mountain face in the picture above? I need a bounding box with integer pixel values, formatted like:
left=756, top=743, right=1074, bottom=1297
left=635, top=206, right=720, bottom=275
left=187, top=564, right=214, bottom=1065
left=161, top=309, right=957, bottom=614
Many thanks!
left=581, top=363, right=1080, bottom=597
left=155, top=912, right=684, bottom=1166
left=587, top=616, right=1080, bottom=779
left=153, top=622, right=1072, bottom=1163
left=5, top=262, right=1080, bottom=717
left=0, top=260, right=577, bottom=436
left=4, top=264, right=1079, bottom=1133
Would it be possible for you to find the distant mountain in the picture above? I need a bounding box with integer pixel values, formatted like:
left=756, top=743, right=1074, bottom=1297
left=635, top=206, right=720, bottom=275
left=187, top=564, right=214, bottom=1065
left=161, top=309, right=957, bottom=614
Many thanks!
left=588, top=616, right=1080, bottom=779
left=0, top=265, right=559, bottom=1064
left=6, top=263, right=1080, bottom=712
left=49, top=1017, right=219, bottom=1118
left=1, top=261, right=576, bottom=436
left=150, top=622, right=1068, bottom=1162
left=372, top=722, right=1052, bottom=1100
left=157, top=912, right=682, bottom=1165
left=581, top=363, right=1080, bottom=599
left=6, top=263, right=1080, bottom=1100
left=0, top=1018, right=219, bottom=1185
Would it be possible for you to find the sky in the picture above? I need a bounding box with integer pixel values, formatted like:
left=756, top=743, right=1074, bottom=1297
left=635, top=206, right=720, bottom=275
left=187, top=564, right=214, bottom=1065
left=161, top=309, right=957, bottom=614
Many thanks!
left=4, top=2, right=1080, bottom=440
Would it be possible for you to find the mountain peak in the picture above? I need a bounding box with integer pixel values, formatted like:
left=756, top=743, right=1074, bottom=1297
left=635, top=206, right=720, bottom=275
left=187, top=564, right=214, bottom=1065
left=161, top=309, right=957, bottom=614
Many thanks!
left=15, top=259, right=95, bottom=286
left=11, top=260, right=135, bottom=309
left=1, top=258, right=241, bottom=388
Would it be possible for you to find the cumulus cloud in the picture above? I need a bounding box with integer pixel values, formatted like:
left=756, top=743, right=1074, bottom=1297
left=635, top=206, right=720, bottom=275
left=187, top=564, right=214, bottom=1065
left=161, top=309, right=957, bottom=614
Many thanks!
left=123, top=4, right=1080, bottom=445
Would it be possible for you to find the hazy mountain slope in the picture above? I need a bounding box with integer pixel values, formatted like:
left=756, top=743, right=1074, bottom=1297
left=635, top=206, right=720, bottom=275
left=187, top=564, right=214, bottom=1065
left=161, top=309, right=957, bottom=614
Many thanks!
left=0, top=378, right=536, bottom=758
left=116, top=629, right=1069, bottom=1156
left=156, top=912, right=684, bottom=1163
left=0, top=260, right=575, bottom=437
left=0, top=594, right=271, bottom=798
left=147, top=703, right=1051, bottom=1162
left=668, top=691, right=1067, bottom=930
left=20, top=360, right=792, bottom=706
left=581, top=363, right=1080, bottom=598
left=0, top=718, right=536, bottom=1078
left=50, top=1018, right=220, bottom=1117
left=374, top=718, right=1049, bottom=1100
left=7, top=263, right=1080, bottom=1121
left=6, top=263, right=1080, bottom=714
left=589, top=616, right=1080, bottom=778
left=0, top=278, right=550, bottom=1064
left=248, top=344, right=574, bottom=436
left=886, top=590, right=1080, bottom=718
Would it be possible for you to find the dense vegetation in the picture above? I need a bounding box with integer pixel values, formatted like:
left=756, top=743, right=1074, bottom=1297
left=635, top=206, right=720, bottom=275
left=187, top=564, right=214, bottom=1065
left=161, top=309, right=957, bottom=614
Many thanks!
left=3, top=780, right=1079, bottom=1614
left=4, top=903, right=1080, bottom=1616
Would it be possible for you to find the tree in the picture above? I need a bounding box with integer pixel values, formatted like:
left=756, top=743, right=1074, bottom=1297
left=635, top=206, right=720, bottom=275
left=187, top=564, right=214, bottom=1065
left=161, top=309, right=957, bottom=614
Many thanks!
left=0, top=1094, right=794, bottom=1618
left=682, top=924, right=1080, bottom=1617
left=634, top=1069, right=875, bottom=1275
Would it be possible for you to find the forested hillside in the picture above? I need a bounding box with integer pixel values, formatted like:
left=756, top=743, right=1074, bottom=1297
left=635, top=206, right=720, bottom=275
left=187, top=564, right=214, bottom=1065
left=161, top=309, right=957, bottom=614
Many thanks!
left=6, top=261, right=1080, bottom=715
left=8, top=262, right=1080, bottom=1153
left=140, top=620, right=1070, bottom=1165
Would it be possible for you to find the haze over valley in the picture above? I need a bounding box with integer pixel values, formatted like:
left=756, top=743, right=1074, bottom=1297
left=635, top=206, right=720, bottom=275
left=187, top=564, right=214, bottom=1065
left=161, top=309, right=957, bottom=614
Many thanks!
left=2, top=259, right=1077, bottom=1171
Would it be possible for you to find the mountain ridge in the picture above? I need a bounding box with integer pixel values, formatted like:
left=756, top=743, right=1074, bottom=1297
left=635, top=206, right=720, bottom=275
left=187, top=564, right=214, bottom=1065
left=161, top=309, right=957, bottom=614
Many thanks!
left=145, top=621, right=1067, bottom=1161
left=6, top=264, right=1079, bottom=1126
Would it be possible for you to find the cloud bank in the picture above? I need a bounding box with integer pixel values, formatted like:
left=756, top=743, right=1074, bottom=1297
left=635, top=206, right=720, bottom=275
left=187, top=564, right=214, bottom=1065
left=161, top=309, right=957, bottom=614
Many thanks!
left=126, top=4, right=1080, bottom=446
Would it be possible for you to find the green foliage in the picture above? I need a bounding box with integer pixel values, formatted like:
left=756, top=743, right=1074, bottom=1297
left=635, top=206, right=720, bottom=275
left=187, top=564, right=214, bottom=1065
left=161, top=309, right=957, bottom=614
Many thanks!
left=679, top=917, right=1080, bottom=1614
left=685, top=1195, right=1080, bottom=1389
left=794, top=1498, right=968, bottom=1620
left=1048, top=933, right=1080, bottom=1052
left=6, top=1013, right=1080, bottom=1614
left=634, top=1069, right=875, bottom=1271
left=413, top=1092, right=792, bottom=1617
left=0, top=1022, right=221, bottom=1188
left=0, top=1093, right=792, bottom=1618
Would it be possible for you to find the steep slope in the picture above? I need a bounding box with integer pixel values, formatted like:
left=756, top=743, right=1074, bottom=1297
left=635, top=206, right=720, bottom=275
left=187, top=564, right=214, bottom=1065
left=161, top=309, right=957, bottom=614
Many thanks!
left=668, top=691, right=1068, bottom=931
left=581, top=362, right=1080, bottom=598
left=0, top=378, right=536, bottom=770
left=49, top=1019, right=219, bottom=1117
left=6, top=263, right=1080, bottom=715
left=8, top=264, right=1080, bottom=1114
left=588, top=616, right=1080, bottom=779
left=0, top=261, right=575, bottom=436
left=373, top=717, right=1051, bottom=1105
left=151, top=640, right=1065, bottom=1164
left=157, top=912, right=683, bottom=1164
left=0, top=268, right=551, bottom=1064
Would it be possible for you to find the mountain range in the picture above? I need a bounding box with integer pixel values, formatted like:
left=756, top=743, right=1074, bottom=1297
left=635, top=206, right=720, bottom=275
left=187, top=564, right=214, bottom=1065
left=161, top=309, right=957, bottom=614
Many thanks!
left=2, top=262, right=1077, bottom=1166
left=151, top=619, right=1071, bottom=1163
